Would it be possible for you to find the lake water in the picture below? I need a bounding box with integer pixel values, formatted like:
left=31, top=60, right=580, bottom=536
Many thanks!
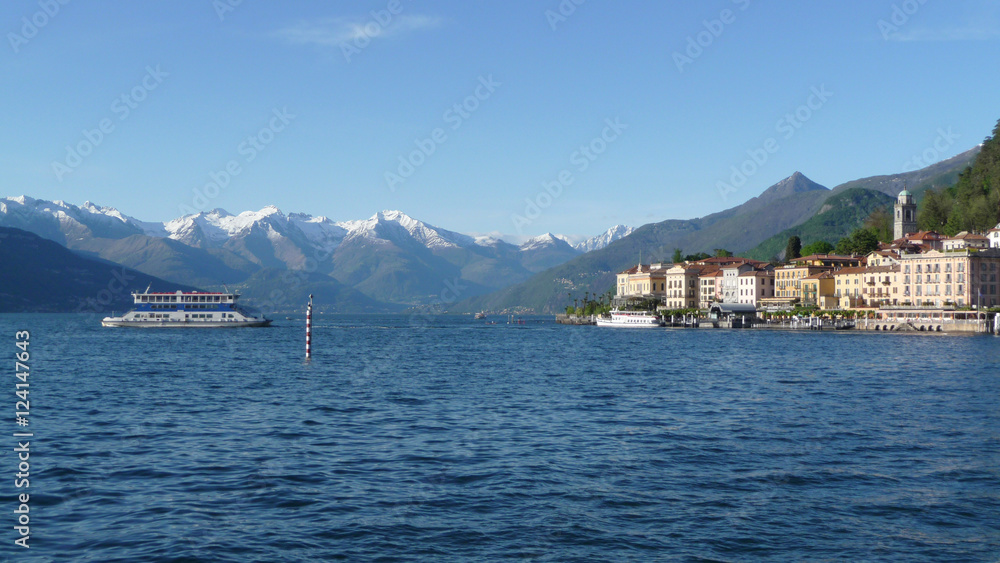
left=2, top=313, right=998, bottom=561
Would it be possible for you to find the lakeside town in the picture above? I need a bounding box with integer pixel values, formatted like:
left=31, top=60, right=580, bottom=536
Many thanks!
left=569, top=190, right=1000, bottom=333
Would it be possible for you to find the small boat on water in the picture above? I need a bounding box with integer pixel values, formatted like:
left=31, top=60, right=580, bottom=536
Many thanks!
left=596, top=309, right=663, bottom=327
left=102, top=288, right=271, bottom=328
left=474, top=311, right=487, bottom=319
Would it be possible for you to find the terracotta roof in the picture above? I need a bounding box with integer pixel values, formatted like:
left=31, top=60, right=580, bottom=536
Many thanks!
left=833, top=266, right=868, bottom=276
left=791, top=254, right=860, bottom=263
left=803, top=271, right=834, bottom=280
left=694, top=256, right=767, bottom=267
left=905, top=230, right=944, bottom=241
left=701, top=269, right=724, bottom=278
left=739, top=269, right=774, bottom=277
left=948, top=231, right=989, bottom=241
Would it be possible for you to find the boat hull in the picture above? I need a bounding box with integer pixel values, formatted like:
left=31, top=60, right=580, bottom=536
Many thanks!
left=101, top=319, right=272, bottom=328
left=595, top=319, right=662, bottom=327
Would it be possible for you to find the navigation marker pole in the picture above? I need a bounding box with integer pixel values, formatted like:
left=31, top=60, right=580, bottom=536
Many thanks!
left=306, top=294, right=313, bottom=359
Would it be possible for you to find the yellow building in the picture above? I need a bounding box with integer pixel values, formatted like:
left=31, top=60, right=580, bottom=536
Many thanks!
left=833, top=266, right=867, bottom=309
left=801, top=271, right=837, bottom=309
left=861, top=265, right=900, bottom=307
left=616, top=263, right=668, bottom=299
left=774, top=264, right=831, bottom=301
left=665, top=264, right=704, bottom=309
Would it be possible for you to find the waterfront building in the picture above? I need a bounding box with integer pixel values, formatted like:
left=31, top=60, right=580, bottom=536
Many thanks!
left=698, top=269, right=723, bottom=309
left=775, top=264, right=831, bottom=301
left=893, top=189, right=917, bottom=240
left=737, top=268, right=775, bottom=307
left=861, top=265, right=900, bottom=307
left=801, top=271, right=837, bottom=309
left=665, top=264, right=706, bottom=309
left=833, top=266, right=868, bottom=309
left=615, top=263, right=668, bottom=300
left=721, top=263, right=755, bottom=303
left=990, top=224, right=1000, bottom=248
left=896, top=248, right=1000, bottom=308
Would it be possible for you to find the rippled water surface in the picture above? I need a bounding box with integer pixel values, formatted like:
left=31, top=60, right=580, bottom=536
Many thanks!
left=2, top=314, right=999, bottom=561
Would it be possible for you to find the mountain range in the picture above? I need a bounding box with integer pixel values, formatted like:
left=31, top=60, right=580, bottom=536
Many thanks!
left=0, top=197, right=632, bottom=311
left=0, top=146, right=980, bottom=314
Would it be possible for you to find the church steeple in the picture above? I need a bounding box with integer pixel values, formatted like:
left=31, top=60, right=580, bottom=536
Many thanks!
left=893, top=182, right=917, bottom=240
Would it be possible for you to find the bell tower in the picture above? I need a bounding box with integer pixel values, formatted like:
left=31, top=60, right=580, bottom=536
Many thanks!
left=893, top=186, right=917, bottom=240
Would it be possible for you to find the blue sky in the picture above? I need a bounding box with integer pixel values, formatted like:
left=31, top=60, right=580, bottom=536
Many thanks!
left=3, top=0, right=998, bottom=239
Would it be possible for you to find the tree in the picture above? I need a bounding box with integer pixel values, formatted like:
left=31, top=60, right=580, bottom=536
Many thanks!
left=672, top=248, right=682, bottom=263
left=863, top=206, right=893, bottom=242
left=785, top=236, right=802, bottom=259
left=917, top=189, right=951, bottom=231
left=834, top=227, right=879, bottom=255
left=713, top=248, right=733, bottom=257
left=801, top=240, right=834, bottom=256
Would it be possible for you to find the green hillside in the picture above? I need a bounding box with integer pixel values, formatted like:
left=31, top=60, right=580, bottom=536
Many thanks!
left=917, top=119, right=1000, bottom=234
left=0, top=227, right=198, bottom=313
left=745, top=188, right=894, bottom=261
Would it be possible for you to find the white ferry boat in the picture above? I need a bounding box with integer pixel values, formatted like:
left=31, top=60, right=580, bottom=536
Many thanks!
left=102, top=289, right=272, bottom=328
left=596, top=309, right=664, bottom=327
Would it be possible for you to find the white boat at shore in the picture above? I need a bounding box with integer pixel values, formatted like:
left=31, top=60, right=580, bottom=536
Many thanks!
left=102, top=289, right=271, bottom=328
left=596, top=309, right=663, bottom=327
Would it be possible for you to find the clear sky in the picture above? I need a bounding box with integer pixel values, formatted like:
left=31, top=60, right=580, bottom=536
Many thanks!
left=3, top=0, right=998, bottom=239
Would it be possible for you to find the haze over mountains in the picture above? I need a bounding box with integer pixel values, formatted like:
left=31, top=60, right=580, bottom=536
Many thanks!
left=0, top=197, right=632, bottom=311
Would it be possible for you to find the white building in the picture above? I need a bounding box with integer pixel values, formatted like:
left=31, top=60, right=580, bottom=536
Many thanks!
left=989, top=224, right=1000, bottom=248
left=943, top=231, right=991, bottom=251
left=721, top=263, right=754, bottom=303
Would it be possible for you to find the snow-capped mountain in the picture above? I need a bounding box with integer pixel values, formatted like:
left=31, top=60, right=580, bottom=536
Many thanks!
left=573, top=224, right=634, bottom=253
left=519, top=233, right=571, bottom=252
left=0, top=196, right=633, bottom=306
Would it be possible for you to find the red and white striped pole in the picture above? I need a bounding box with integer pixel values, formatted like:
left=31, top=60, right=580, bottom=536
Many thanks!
left=306, top=294, right=313, bottom=359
